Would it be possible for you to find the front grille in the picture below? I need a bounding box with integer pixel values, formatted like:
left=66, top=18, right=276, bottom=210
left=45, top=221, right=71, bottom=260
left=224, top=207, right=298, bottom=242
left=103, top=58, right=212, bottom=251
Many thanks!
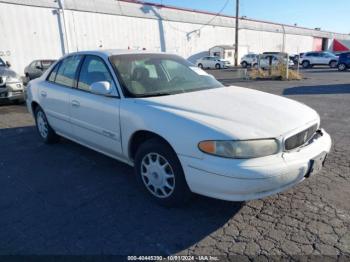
left=285, top=124, right=318, bottom=151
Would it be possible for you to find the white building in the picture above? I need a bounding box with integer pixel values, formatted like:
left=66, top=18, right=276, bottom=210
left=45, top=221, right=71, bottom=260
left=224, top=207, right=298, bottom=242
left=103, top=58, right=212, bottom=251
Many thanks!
left=1, top=0, right=350, bottom=74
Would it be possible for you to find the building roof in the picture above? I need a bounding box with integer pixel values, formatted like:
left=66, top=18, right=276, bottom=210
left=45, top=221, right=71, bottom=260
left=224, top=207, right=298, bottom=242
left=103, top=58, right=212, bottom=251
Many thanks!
left=1, top=0, right=350, bottom=40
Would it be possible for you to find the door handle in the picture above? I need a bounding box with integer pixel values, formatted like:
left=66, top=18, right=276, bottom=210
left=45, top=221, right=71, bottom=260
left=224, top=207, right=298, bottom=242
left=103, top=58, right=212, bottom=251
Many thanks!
left=40, top=91, right=47, bottom=97
left=71, top=100, right=80, bottom=107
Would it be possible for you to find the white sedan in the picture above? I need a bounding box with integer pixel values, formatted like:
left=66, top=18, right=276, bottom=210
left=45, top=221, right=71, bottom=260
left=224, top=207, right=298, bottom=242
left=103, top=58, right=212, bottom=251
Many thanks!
left=26, top=50, right=331, bottom=206
left=196, top=56, right=230, bottom=69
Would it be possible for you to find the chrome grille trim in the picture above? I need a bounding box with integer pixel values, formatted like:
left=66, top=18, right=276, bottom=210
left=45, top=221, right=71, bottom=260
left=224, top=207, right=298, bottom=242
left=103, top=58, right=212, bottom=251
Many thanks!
left=284, top=124, right=318, bottom=151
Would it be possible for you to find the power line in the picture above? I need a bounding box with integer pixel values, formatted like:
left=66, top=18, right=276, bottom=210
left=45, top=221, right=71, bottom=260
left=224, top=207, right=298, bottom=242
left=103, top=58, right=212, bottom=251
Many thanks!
left=158, top=0, right=230, bottom=35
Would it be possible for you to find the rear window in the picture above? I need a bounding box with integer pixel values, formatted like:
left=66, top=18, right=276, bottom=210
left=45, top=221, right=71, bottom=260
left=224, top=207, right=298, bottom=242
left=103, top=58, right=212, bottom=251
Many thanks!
left=41, top=60, right=55, bottom=69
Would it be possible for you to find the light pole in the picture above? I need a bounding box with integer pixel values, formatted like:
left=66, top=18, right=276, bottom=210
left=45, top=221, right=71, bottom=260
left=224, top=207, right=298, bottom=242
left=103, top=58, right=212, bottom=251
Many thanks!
left=234, top=0, right=239, bottom=66
left=58, top=0, right=70, bottom=54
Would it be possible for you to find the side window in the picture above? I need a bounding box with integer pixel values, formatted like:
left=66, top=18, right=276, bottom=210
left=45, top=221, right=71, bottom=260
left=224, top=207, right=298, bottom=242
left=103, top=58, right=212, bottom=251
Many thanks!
left=77, top=55, right=115, bottom=92
left=47, top=62, right=61, bottom=82
left=55, top=55, right=83, bottom=88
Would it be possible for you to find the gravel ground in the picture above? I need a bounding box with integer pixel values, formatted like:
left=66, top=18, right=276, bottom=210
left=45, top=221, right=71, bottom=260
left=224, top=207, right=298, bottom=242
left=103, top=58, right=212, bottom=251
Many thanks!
left=0, top=68, right=349, bottom=259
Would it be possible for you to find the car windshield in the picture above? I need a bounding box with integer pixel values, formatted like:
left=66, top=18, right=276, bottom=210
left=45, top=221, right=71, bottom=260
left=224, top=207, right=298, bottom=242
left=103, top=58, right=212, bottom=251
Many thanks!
left=0, top=58, right=5, bottom=66
left=110, top=53, right=223, bottom=97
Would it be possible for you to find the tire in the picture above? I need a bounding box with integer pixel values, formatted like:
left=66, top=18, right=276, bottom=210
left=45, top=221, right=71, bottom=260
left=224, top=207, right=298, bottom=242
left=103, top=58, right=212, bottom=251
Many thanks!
left=241, top=61, right=248, bottom=68
left=198, top=63, right=203, bottom=69
left=302, top=60, right=310, bottom=68
left=215, top=63, right=221, bottom=69
left=329, top=60, right=338, bottom=68
left=134, top=138, right=192, bottom=207
left=253, top=63, right=258, bottom=69
left=34, top=106, right=59, bottom=144
left=338, top=63, right=347, bottom=71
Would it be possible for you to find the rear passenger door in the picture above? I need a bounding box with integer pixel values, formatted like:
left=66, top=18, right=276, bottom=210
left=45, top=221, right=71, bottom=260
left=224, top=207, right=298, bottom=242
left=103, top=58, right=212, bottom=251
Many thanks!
left=69, top=55, right=122, bottom=157
left=40, top=55, right=83, bottom=136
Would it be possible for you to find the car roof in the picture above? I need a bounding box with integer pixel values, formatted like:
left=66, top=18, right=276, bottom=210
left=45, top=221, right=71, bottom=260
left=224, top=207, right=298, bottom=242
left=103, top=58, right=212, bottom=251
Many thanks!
left=67, top=49, right=166, bottom=58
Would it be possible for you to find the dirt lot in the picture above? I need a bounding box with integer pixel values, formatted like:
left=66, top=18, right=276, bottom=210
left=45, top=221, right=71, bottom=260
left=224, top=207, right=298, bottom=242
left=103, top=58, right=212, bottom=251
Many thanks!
left=0, top=68, right=349, bottom=258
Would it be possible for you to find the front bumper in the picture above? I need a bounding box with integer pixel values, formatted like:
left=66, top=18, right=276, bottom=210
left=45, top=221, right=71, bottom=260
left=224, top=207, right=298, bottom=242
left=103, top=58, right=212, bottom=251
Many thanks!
left=0, top=82, right=25, bottom=101
left=179, top=129, right=331, bottom=201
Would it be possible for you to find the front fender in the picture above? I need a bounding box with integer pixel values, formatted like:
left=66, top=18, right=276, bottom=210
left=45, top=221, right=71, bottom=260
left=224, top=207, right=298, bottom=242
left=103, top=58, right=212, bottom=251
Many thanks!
left=119, top=99, right=229, bottom=160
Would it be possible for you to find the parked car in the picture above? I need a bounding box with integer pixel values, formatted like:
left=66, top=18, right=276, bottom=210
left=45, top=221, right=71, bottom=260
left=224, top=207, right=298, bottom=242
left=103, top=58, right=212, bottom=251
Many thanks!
left=300, top=52, right=338, bottom=68
left=26, top=50, right=331, bottom=206
left=259, top=54, right=294, bottom=69
left=24, top=59, right=56, bottom=80
left=333, top=51, right=347, bottom=57
left=337, top=52, right=350, bottom=71
left=240, top=53, right=258, bottom=68
left=0, top=57, right=25, bottom=103
left=196, top=56, right=230, bottom=69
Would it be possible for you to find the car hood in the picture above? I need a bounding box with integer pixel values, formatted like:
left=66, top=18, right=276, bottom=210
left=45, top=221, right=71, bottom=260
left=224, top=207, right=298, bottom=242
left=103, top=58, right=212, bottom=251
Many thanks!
left=136, top=86, right=319, bottom=139
left=0, top=66, right=19, bottom=78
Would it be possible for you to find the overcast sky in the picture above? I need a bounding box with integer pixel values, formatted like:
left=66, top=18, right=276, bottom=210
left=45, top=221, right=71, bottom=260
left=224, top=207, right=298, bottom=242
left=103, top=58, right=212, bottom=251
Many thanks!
left=145, top=0, right=350, bottom=34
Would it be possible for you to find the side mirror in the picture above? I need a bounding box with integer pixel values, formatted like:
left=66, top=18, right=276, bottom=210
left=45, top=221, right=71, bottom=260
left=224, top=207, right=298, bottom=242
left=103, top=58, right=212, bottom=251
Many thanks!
left=6, top=61, right=11, bottom=67
left=90, top=81, right=112, bottom=96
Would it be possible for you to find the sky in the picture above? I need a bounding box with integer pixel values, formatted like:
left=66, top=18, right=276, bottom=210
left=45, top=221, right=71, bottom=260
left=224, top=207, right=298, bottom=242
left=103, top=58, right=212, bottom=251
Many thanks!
left=144, top=0, right=350, bottom=34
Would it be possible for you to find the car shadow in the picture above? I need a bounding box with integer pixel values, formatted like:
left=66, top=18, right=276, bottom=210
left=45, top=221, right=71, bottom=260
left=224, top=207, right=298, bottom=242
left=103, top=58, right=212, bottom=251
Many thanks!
left=283, top=84, right=350, bottom=95
left=0, top=126, right=243, bottom=255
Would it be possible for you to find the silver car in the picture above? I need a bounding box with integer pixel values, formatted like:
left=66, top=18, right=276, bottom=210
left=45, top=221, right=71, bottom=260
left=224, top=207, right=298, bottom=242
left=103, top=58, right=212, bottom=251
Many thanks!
left=24, top=59, right=56, bottom=81
left=0, top=58, right=25, bottom=103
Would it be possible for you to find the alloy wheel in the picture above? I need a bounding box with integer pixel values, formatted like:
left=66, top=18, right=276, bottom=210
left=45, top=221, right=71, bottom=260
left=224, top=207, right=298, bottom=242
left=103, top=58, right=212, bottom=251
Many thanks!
left=140, top=152, right=175, bottom=198
left=36, top=111, right=48, bottom=139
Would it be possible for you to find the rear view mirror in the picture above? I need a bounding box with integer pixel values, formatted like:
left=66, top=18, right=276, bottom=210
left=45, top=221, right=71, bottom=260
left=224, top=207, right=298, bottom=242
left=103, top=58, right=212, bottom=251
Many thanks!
left=90, top=81, right=112, bottom=96
left=36, top=65, right=43, bottom=70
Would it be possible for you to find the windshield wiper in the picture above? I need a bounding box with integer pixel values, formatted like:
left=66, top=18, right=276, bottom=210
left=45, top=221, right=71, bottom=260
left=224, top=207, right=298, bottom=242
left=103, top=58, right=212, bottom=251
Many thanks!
left=134, top=92, right=173, bottom=98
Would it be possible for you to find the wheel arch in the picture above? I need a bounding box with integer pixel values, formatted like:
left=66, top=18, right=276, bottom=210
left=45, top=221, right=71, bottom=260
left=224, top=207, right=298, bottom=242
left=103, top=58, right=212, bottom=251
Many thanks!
left=128, top=130, right=176, bottom=161
left=31, top=101, right=40, bottom=115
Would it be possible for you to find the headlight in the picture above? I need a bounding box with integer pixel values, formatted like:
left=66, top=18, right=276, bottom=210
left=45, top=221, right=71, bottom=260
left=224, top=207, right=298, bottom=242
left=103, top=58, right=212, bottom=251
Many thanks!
left=198, top=139, right=279, bottom=159
left=6, top=76, right=21, bottom=83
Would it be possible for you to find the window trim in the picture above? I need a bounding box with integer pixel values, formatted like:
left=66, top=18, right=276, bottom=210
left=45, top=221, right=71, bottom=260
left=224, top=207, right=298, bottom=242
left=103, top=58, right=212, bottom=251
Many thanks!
left=46, top=61, right=62, bottom=83
left=75, top=54, right=120, bottom=98
left=46, top=55, right=83, bottom=89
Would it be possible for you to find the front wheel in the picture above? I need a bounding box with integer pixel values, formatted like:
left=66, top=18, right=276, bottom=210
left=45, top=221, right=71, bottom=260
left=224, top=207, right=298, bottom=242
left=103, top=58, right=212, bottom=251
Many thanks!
left=34, top=107, right=59, bottom=144
left=241, top=61, right=248, bottom=68
left=338, top=63, right=347, bottom=71
left=215, top=63, right=221, bottom=69
left=134, top=138, right=192, bottom=207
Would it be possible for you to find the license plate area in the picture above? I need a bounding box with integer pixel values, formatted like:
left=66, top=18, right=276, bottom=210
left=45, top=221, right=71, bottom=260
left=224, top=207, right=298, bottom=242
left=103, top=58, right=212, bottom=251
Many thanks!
left=305, top=152, right=327, bottom=178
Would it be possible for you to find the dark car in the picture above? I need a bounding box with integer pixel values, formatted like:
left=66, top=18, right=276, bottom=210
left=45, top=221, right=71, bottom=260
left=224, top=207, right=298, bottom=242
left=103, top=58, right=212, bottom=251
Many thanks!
left=337, top=52, right=350, bottom=71
left=24, top=59, right=56, bottom=80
